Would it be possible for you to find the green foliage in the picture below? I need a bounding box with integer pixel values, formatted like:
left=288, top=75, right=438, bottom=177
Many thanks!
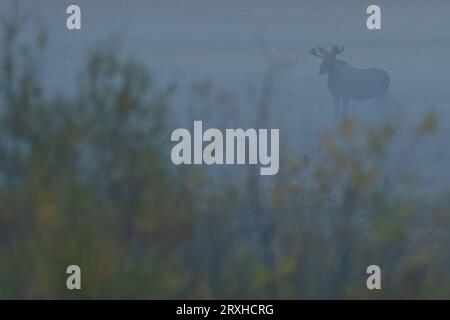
left=1, top=19, right=449, bottom=299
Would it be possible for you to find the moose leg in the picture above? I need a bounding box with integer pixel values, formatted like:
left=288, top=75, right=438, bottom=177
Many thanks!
left=342, top=98, right=349, bottom=119
left=376, top=95, right=389, bottom=119
left=331, top=94, right=341, bottom=118
left=376, top=96, right=384, bottom=119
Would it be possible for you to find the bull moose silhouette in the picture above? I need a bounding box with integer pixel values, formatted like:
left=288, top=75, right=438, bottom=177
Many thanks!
left=310, top=46, right=390, bottom=117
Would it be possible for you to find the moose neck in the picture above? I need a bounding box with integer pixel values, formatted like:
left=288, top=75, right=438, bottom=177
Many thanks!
left=328, top=59, right=345, bottom=81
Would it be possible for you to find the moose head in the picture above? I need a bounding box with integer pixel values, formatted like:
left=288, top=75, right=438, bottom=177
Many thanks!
left=309, top=46, right=345, bottom=75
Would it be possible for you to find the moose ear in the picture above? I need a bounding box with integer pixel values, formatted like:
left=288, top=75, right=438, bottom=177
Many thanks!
left=318, top=47, right=327, bottom=54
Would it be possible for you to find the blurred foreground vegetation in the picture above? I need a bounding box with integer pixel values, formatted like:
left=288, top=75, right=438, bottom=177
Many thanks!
left=1, top=18, right=450, bottom=299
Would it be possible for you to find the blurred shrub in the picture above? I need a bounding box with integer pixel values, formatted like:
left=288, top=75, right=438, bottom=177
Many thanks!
left=0, top=17, right=449, bottom=299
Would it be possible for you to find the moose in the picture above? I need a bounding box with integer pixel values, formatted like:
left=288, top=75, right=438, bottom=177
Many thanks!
left=309, top=46, right=390, bottom=117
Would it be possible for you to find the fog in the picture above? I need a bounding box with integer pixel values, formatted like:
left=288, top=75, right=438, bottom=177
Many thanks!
left=6, top=0, right=450, bottom=191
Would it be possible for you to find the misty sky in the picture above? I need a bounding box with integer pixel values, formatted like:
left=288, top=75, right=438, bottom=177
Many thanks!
left=2, top=0, right=450, bottom=191
left=4, top=0, right=449, bottom=97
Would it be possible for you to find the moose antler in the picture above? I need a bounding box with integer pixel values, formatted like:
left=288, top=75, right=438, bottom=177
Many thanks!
left=332, top=45, right=345, bottom=55
left=318, top=47, right=327, bottom=54
left=310, top=46, right=344, bottom=57
left=309, top=48, right=325, bottom=58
